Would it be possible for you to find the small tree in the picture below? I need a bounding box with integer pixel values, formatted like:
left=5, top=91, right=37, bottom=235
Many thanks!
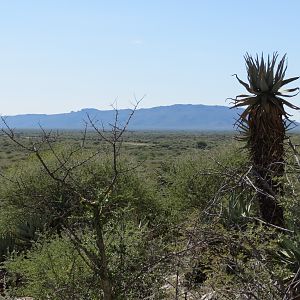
left=0, top=102, right=154, bottom=299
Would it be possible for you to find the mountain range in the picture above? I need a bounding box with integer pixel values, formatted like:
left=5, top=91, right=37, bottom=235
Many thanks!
left=1, top=104, right=246, bottom=131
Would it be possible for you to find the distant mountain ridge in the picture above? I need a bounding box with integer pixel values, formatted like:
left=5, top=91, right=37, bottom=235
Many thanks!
left=2, top=104, right=245, bottom=131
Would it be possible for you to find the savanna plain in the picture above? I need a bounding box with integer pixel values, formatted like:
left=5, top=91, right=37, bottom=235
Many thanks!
left=0, top=128, right=300, bottom=299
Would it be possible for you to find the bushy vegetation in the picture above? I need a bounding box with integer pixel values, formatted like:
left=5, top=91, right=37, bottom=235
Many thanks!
left=0, top=129, right=299, bottom=299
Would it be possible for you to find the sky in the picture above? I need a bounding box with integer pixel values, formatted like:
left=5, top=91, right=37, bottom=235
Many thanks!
left=1, top=0, right=300, bottom=120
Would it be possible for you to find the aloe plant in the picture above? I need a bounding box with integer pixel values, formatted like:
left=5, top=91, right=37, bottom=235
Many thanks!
left=232, top=53, right=299, bottom=226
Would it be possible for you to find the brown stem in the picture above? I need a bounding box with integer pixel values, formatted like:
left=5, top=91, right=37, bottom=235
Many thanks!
left=93, top=206, right=114, bottom=299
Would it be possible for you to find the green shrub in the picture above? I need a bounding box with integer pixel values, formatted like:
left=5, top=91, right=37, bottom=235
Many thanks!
left=0, top=148, right=168, bottom=298
left=159, top=143, right=247, bottom=218
left=5, top=234, right=96, bottom=300
left=196, top=140, right=208, bottom=149
left=0, top=148, right=160, bottom=236
left=5, top=220, right=168, bottom=299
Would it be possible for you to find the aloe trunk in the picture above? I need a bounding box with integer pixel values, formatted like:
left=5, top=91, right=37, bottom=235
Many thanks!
left=249, top=102, right=285, bottom=225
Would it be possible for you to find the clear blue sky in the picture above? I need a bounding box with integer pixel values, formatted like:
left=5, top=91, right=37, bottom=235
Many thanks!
left=1, top=0, right=300, bottom=120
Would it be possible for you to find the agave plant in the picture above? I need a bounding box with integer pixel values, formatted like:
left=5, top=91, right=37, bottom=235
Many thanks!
left=232, top=53, right=299, bottom=226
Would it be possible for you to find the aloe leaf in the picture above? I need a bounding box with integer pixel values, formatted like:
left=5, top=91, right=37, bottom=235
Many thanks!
left=232, top=74, right=255, bottom=94
left=272, top=79, right=283, bottom=92
left=277, top=90, right=300, bottom=98
left=280, top=87, right=299, bottom=93
left=232, top=97, right=257, bottom=108
left=239, top=106, right=252, bottom=120
left=266, top=54, right=276, bottom=87
left=275, top=54, right=287, bottom=82
left=260, top=76, right=269, bottom=92
left=236, top=94, right=252, bottom=98
left=278, top=97, right=300, bottom=110
left=271, top=100, right=286, bottom=116
left=281, top=76, right=300, bottom=87
left=238, top=123, right=249, bottom=131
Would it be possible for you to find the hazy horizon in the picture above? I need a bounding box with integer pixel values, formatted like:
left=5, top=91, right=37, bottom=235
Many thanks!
left=3, top=102, right=234, bottom=117
left=1, top=1, right=300, bottom=120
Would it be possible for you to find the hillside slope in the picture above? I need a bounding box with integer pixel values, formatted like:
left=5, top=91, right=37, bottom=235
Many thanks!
left=2, top=104, right=242, bottom=130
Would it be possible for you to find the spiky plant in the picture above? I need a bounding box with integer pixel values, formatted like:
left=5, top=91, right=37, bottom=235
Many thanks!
left=232, top=53, right=299, bottom=226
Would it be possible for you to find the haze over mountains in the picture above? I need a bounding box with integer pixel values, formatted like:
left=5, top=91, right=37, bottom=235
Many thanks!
left=2, top=104, right=244, bottom=131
